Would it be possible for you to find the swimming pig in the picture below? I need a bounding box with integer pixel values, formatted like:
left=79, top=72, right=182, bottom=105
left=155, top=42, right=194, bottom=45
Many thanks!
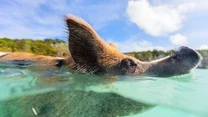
left=0, top=14, right=201, bottom=77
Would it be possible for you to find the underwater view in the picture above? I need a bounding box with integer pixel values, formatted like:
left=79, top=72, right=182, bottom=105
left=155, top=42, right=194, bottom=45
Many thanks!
left=1, top=0, right=208, bottom=117
left=0, top=61, right=208, bottom=117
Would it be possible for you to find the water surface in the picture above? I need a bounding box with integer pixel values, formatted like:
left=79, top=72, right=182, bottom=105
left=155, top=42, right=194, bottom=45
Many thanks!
left=0, top=61, right=207, bottom=117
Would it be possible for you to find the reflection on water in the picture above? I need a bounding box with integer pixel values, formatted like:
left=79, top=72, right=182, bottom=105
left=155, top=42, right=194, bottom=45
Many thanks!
left=0, top=61, right=208, bottom=117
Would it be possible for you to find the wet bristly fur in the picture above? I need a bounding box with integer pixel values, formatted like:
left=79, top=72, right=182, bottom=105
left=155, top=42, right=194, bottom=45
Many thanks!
left=0, top=14, right=146, bottom=74
left=64, top=14, right=200, bottom=76
left=65, top=15, right=131, bottom=73
left=0, top=14, right=201, bottom=77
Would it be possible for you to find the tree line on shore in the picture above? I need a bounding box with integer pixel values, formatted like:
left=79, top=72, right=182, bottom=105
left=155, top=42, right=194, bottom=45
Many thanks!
left=0, top=38, right=207, bottom=68
left=0, top=38, right=69, bottom=57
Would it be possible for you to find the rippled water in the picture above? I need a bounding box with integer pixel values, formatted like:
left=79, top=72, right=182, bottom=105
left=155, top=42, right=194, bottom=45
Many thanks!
left=0, top=61, right=208, bottom=117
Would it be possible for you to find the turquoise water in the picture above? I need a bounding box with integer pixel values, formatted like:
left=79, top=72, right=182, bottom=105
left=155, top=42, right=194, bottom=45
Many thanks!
left=0, top=62, right=208, bottom=117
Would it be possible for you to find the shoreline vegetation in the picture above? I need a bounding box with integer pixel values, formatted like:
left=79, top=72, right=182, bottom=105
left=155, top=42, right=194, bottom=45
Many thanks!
left=0, top=38, right=70, bottom=57
left=0, top=38, right=207, bottom=69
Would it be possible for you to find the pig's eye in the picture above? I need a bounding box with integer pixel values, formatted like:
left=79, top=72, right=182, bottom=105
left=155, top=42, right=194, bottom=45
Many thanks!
left=120, top=58, right=137, bottom=74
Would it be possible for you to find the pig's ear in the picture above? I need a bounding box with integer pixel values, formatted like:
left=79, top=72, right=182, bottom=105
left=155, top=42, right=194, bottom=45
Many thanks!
left=65, top=14, right=112, bottom=72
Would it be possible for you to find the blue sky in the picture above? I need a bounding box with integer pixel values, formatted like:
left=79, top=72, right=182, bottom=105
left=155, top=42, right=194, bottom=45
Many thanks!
left=0, top=0, right=208, bottom=52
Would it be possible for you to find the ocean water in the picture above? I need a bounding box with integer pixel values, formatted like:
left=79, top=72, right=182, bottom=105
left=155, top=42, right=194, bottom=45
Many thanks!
left=0, top=62, right=208, bottom=117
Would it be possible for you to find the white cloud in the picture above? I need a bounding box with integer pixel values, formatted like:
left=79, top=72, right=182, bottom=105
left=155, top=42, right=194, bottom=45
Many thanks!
left=0, top=0, right=125, bottom=39
left=0, top=0, right=64, bottom=39
left=126, top=0, right=195, bottom=36
left=77, top=3, right=123, bottom=30
left=108, top=36, right=167, bottom=52
left=153, top=0, right=208, bottom=11
left=200, top=45, right=208, bottom=50
left=169, top=33, right=187, bottom=46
